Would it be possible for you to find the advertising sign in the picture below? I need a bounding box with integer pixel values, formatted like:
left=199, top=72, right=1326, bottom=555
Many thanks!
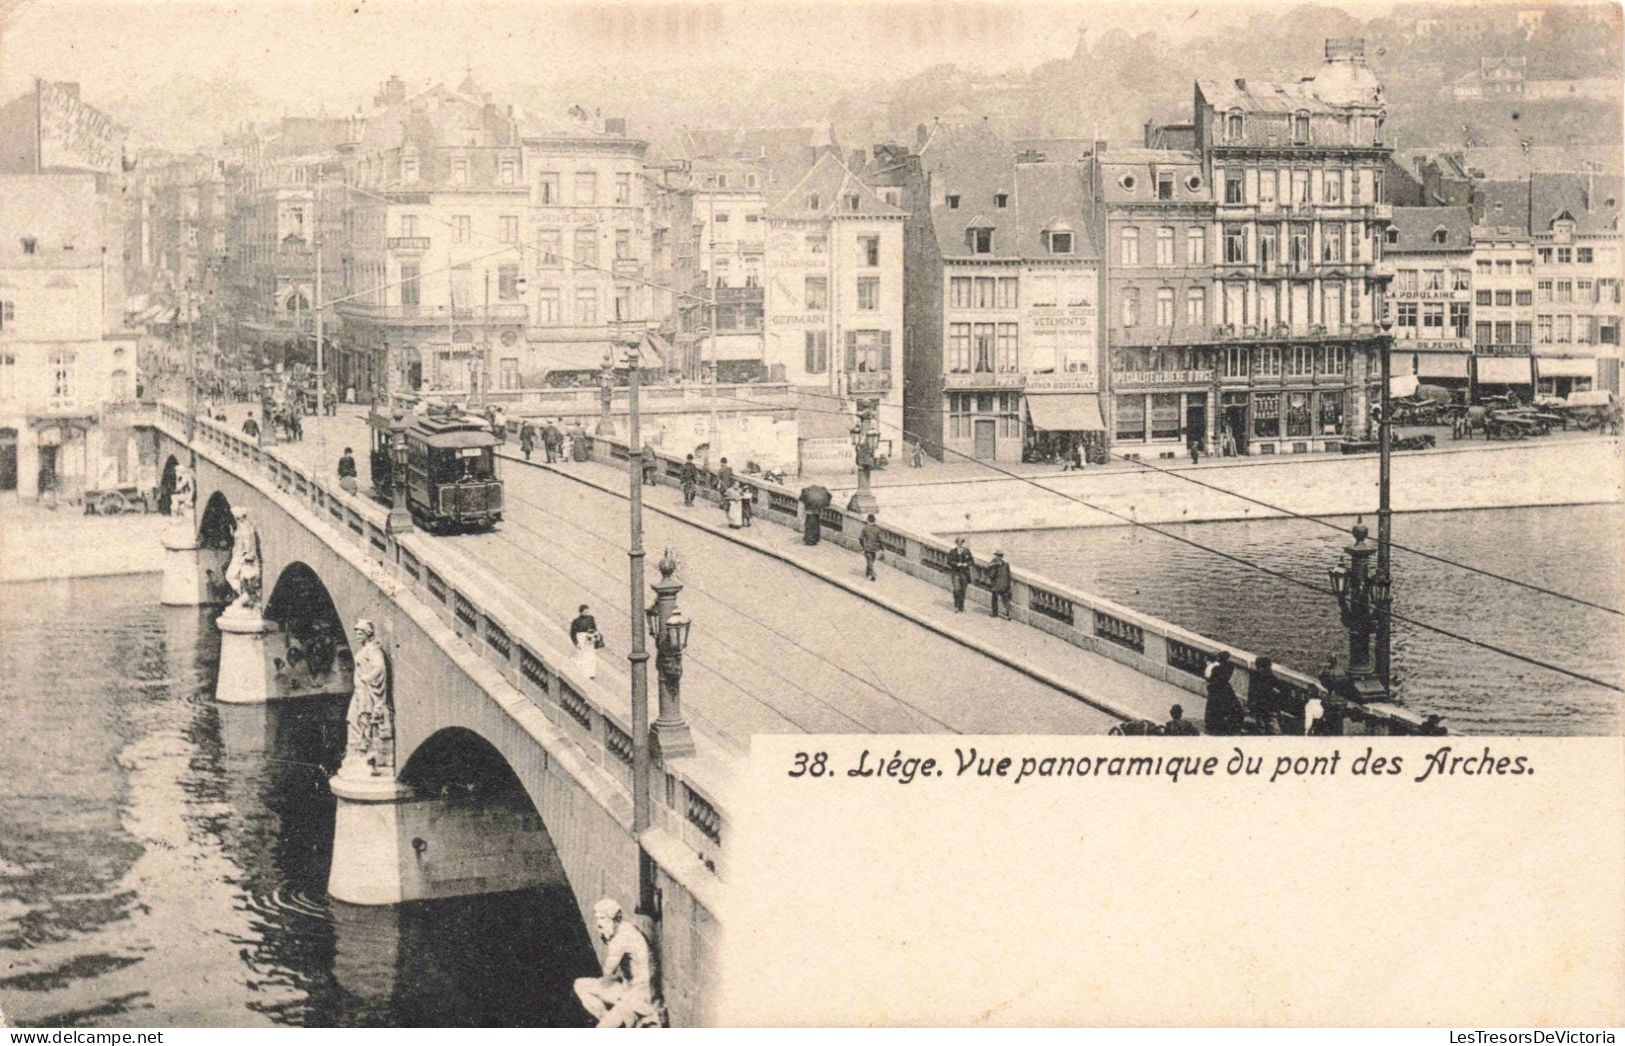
left=36, top=81, right=127, bottom=173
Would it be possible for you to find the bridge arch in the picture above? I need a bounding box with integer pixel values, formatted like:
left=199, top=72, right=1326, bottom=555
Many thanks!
left=199, top=489, right=236, bottom=550
left=263, top=561, right=356, bottom=699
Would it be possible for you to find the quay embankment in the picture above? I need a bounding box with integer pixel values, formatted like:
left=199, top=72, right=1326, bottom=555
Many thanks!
left=0, top=503, right=168, bottom=582
left=809, top=433, right=1623, bottom=536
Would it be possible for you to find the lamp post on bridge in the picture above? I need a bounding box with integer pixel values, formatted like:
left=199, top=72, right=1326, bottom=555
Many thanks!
left=386, top=411, right=413, bottom=534
left=1328, top=520, right=1390, bottom=703
left=1375, top=316, right=1395, bottom=694
left=596, top=351, right=617, bottom=436
left=646, top=549, right=695, bottom=758
left=620, top=322, right=656, bottom=920
left=846, top=398, right=880, bottom=516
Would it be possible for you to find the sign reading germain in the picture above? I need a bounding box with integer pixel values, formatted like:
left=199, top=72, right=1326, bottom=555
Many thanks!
left=1113, top=369, right=1215, bottom=386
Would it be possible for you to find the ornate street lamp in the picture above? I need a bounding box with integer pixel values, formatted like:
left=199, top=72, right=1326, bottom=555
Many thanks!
left=386, top=411, right=413, bottom=534
left=596, top=350, right=617, bottom=436
left=846, top=399, right=880, bottom=515
left=1375, top=315, right=1396, bottom=692
left=1328, top=520, right=1387, bottom=701
left=647, top=549, right=695, bottom=758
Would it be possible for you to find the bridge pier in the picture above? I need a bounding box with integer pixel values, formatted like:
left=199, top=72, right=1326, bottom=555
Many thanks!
left=215, top=608, right=283, bottom=704
left=160, top=529, right=229, bottom=607
left=327, top=773, right=568, bottom=907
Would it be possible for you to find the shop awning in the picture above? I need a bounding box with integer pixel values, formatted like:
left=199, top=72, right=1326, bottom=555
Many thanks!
left=1389, top=373, right=1420, bottom=398
left=1534, top=356, right=1596, bottom=379
left=1026, top=392, right=1106, bottom=432
left=1476, top=356, right=1533, bottom=384
left=1415, top=353, right=1470, bottom=380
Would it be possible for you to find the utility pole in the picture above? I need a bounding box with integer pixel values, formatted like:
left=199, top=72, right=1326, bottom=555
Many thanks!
left=624, top=328, right=654, bottom=918
left=1376, top=321, right=1394, bottom=694
left=315, top=181, right=325, bottom=417
left=481, top=269, right=491, bottom=408
left=183, top=280, right=196, bottom=444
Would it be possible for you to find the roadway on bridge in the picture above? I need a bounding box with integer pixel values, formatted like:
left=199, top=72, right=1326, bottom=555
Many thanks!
left=244, top=409, right=1203, bottom=748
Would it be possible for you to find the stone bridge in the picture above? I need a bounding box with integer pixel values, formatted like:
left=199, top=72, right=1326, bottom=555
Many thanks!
left=148, top=404, right=724, bottom=1027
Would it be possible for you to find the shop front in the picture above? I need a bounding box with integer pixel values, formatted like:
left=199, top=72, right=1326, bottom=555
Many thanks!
left=1243, top=386, right=1349, bottom=455
left=1533, top=355, right=1596, bottom=400
left=942, top=373, right=1025, bottom=463
left=1109, top=368, right=1213, bottom=459
left=1474, top=355, right=1534, bottom=402
left=1023, top=385, right=1106, bottom=466
left=1404, top=340, right=1473, bottom=400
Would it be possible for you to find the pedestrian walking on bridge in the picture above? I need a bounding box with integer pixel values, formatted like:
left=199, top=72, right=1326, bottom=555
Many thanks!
left=988, top=550, right=1012, bottom=619
left=859, top=513, right=882, bottom=580
left=681, top=455, right=699, bottom=505
left=337, top=446, right=358, bottom=494
left=1203, top=652, right=1245, bottom=736
left=947, top=537, right=974, bottom=612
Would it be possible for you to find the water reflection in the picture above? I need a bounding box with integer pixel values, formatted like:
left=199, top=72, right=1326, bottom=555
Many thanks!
left=988, top=504, right=1624, bottom=734
left=0, top=574, right=598, bottom=1027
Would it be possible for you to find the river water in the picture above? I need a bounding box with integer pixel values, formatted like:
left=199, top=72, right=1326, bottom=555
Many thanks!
left=0, top=573, right=597, bottom=1028
left=988, top=503, right=1624, bottom=735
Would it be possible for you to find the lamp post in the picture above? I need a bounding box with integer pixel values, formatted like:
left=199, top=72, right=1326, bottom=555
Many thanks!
left=620, top=324, right=655, bottom=919
left=646, top=549, right=696, bottom=759
left=1375, top=317, right=1395, bottom=694
left=846, top=398, right=880, bottom=515
left=386, top=411, right=413, bottom=534
left=596, top=351, right=617, bottom=436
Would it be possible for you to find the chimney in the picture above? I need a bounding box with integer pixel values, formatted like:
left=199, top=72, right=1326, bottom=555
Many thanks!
left=849, top=148, right=867, bottom=170
left=604, top=117, right=627, bottom=136
left=1235, top=78, right=1247, bottom=92
left=916, top=123, right=929, bottom=148
left=1094, top=138, right=1108, bottom=157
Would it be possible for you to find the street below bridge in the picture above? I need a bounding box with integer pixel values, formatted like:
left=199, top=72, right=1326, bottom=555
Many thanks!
left=230, top=406, right=1202, bottom=747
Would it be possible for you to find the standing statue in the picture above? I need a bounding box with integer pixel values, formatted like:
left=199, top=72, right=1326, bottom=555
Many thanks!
left=343, top=619, right=395, bottom=777
left=223, top=507, right=262, bottom=612
left=171, top=463, right=195, bottom=519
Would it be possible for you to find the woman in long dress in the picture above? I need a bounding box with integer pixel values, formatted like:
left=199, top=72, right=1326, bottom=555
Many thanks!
left=570, top=604, right=599, bottom=679
left=725, top=482, right=745, bottom=529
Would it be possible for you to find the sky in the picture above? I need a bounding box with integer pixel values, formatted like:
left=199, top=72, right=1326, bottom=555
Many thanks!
left=0, top=0, right=1283, bottom=111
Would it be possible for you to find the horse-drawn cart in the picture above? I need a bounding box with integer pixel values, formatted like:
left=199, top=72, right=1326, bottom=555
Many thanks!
left=83, top=484, right=152, bottom=515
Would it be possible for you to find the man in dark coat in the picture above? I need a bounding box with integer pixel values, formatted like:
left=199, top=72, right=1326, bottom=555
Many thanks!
left=519, top=422, right=535, bottom=461
left=543, top=422, right=562, bottom=463
left=858, top=513, right=882, bottom=580
left=680, top=455, right=699, bottom=506
left=947, top=537, right=974, bottom=612
left=1249, top=656, right=1284, bottom=734
left=987, top=550, right=1012, bottom=619
left=715, top=457, right=733, bottom=496
left=337, top=446, right=359, bottom=493
left=1163, top=704, right=1200, bottom=735
left=1203, top=652, right=1246, bottom=736
left=242, top=412, right=260, bottom=439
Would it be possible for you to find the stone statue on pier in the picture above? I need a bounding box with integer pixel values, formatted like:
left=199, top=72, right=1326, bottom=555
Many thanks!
left=223, top=507, right=263, bottom=613
left=171, top=463, right=195, bottom=519
left=342, top=619, right=395, bottom=777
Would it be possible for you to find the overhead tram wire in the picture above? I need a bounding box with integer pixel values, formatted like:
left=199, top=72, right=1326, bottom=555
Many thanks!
left=783, top=383, right=1623, bottom=616
left=713, top=390, right=1625, bottom=694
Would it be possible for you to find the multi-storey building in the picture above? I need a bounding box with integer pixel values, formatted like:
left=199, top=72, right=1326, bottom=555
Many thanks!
left=1468, top=222, right=1535, bottom=396
left=641, top=159, right=700, bottom=373
left=333, top=76, right=653, bottom=402
left=1384, top=206, right=1475, bottom=398
left=1188, top=38, right=1394, bottom=455
left=1, top=174, right=141, bottom=501
left=1099, top=144, right=1213, bottom=457
left=1529, top=173, right=1623, bottom=398
left=893, top=125, right=1105, bottom=463
left=764, top=152, right=906, bottom=440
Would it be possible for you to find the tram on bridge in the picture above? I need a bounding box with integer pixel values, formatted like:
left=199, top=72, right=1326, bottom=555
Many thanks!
left=368, top=405, right=504, bottom=532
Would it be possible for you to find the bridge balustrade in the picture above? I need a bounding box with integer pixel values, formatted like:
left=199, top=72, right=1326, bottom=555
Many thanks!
left=580, top=431, right=1430, bottom=733
left=155, top=404, right=733, bottom=874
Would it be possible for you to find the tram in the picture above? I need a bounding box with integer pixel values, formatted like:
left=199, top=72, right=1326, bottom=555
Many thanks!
left=367, top=405, right=504, bottom=532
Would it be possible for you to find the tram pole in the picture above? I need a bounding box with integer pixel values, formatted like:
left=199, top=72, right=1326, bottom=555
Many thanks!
left=1376, top=319, right=1394, bottom=695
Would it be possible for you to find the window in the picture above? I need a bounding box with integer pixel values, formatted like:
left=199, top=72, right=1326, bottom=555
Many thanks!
left=1291, top=170, right=1309, bottom=204
left=1431, top=228, right=1448, bottom=245
left=451, top=159, right=469, bottom=186
left=500, top=215, right=518, bottom=243
left=972, top=278, right=995, bottom=309
left=844, top=194, right=861, bottom=212
left=1516, top=259, right=1533, bottom=274
left=1476, top=259, right=1493, bottom=274
left=1156, top=227, right=1174, bottom=266
left=714, top=212, right=730, bottom=226
left=1287, top=344, right=1313, bottom=376
left=806, top=277, right=829, bottom=310
left=498, top=263, right=520, bottom=300
left=1516, top=321, right=1533, bottom=345
left=806, top=232, right=826, bottom=253
left=1224, top=225, right=1246, bottom=264
left=1322, top=225, right=1343, bottom=262
left=804, top=331, right=828, bottom=373
left=1186, top=227, right=1206, bottom=264
left=1385, top=228, right=1399, bottom=245
left=1064, top=275, right=1091, bottom=307
left=1293, top=112, right=1310, bottom=143
left=537, top=228, right=561, bottom=267
left=1156, top=287, right=1175, bottom=327
left=745, top=214, right=759, bottom=224
left=1290, top=225, right=1310, bottom=271
left=996, top=277, right=1018, bottom=309
left=401, top=154, right=418, bottom=182
left=1030, top=275, right=1056, bottom=307
left=966, top=228, right=992, bottom=255
left=845, top=330, right=892, bottom=374
left=1537, top=247, right=1553, bottom=264
left=1453, top=269, right=1471, bottom=291
left=614, top=286, right=632, bottom=322
left=1046, top=230, right=1074, bottom=255
left=573, top=228, right=599, bottom=268
left=946, top=194, right=960, bottom=209
left=1115, top=395, right=1146, bottom=442
left=1578, top=278, right=1593, bottom=300
left=1494, top=290, right=1511, bottom=306
left=452, top=215, right=471, bottom=244
left=948, top=323, right=971, bottom=372
left=400, top=214, right=418, bottom=238
left=1537, top=279, right=1552, bottom=302
left=1226, top=111, right=1243, bottom=140
left=1556, top=315, right=1572, bottom=343
left=1186, top=287, right=1206, bottom=326
left=805, top=194, right=820, bottom=210
left=1476, top=289, right=1493, bottom=306
left=1322, top=345, right=1346, bottom=375
left=1396, top=269, right=1418, bottom=294
left=1157, top=173, right=1174, bottom=200
left=949, top=277, right=970, bottom=309
left=1495, top=260, right=1512, bottom=275
left=574, top=171, right=597, bottom=204
left=1423, top=269, right=1443, bottom=292
left=1396, top=302, right=1417, bottom=328
left=1259, top=170, right=1277, bottom=205
left=996, top=324, right=1019, bottom=372
left=1578, top=247, right=1594, bottom=264
left=49, top=349, right=75, bottom=405
left=1477, top=321, right=1493, bottom=346
left=1253, top=392, right=1280, bottom=438
left=539, top=172, right=559, bottom=204
left=1258, top=226, right=1277, bottom=271
left=1450, top=302, right=1470, bottom=338
left=1120, top=227, right=1139, bottom=265
left=1121, top=288, right=1139, bottom=328
left=1496, top=321, right=1513, bottom=344
left=972, top=324, right=995, bottom=371
left=575, top=288, right=597, bottom=324
left=536, top=287, right=560, bottom=323
left=1423, top=303, right=1444, bottom=330
left=500, top=158, right=517, bottom=186
left=1220, top=346, right=1247, bottom=378
left=746, top=173, right=758, bottom=188
left=1150, top=393, right=1182, bottom=441
left=615, top=172, right=632, bottom=204
left=994, top=193, right=1009, bottom=209
left=1324, top=171, right=1342, bottom=203
left=1537, top=315, right=1552, bottom=343
left=857, top=277, right=879, bottom=310
left=856, top=236, right=879, bottom=267
left=1225, top=172, right=1244, bottom=205
left=0, top=350, right=14, bottom=399
left=1557, top=280, right=1573, bottom=303
left=1557, top=247, right=1572, bottom=264
left=500, top=358, right=519, bottom=390
left=399, top=263, right=420, bottom=305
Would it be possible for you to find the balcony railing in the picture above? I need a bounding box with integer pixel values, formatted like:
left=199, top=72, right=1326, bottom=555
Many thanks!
left=1475, top=342, right=1533, bottom=357
left=387, top=236, right=432, bottom=251
left=845, top=370, right=893, bottom=396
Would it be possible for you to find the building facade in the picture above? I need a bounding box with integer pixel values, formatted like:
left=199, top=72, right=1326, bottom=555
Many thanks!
left=1189, top=38, right=1394, bottom=455
left=1529, top=174, right=1623, bottom=398
left=1468, top=223, right=1536, bottom=397
left=1385, top=206, right=1475, bottom=397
